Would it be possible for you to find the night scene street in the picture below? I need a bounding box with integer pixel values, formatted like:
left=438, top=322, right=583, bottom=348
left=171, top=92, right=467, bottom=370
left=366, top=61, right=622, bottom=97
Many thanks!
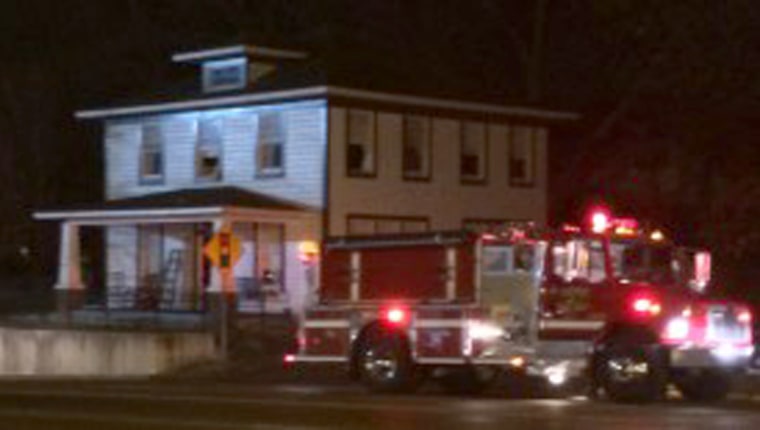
left=2, top=1, right=760, bottom=429
left=0, top=377, right=760, bottom=430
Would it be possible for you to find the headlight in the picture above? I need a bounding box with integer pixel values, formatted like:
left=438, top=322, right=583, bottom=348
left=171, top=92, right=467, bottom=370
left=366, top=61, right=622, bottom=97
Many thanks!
left=663, top=317, right=690, bottom=341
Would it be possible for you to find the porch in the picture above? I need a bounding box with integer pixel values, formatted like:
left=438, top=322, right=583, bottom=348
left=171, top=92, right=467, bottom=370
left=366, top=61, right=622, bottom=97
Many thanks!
left=34, top=187, right=321, bottom=320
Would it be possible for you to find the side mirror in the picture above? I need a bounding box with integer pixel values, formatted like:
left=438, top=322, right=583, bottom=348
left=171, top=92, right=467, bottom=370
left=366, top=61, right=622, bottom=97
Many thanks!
left=692, top=251, right=711, bottom=293
left=677, top=247, right=711, bottom=293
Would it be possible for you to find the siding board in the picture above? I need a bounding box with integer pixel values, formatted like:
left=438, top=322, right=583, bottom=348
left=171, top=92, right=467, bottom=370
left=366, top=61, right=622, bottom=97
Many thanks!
left=104, top=100, right=328, bottom=208
left=328, top=107, right=548, bottom=235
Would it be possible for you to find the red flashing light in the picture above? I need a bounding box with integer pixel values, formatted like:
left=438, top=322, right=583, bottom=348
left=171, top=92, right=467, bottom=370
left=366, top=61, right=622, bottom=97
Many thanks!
left=283, top=354, right=296, bottom=364
left=591, top=212, right=609, bottom=233
left=631, top=297, right=662, bottom=316
left=384, top=307, right=408, bottom=326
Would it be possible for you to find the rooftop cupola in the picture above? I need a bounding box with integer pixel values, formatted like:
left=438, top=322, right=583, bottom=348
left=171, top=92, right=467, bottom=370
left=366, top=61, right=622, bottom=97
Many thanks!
left=172, top=45, right=308, bottom=93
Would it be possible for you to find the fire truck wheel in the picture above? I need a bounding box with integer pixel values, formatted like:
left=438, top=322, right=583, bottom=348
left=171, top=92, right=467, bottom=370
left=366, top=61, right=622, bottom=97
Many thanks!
left=357, top=328, right=417, bottom=393
left=673, top=370, right=731, bottom=402
left=596, top=343, right=666, bottom=403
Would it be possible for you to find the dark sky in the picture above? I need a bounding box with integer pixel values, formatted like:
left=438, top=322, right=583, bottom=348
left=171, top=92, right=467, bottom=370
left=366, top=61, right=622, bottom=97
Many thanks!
left=2, top=1, right=760, bottom=294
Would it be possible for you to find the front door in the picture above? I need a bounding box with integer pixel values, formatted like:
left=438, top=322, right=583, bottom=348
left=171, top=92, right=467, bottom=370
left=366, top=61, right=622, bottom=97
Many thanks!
left=539, top=237, right=610, bottom=339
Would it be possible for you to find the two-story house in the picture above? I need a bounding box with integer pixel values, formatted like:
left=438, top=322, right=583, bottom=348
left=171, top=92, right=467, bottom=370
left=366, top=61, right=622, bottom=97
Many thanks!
left=35, top=45, right=576, bottom=317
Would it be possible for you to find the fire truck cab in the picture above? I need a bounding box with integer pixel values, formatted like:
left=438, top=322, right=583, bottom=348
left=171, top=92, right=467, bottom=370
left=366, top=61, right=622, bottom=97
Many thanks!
left=290, top=212, right=754, bottom=402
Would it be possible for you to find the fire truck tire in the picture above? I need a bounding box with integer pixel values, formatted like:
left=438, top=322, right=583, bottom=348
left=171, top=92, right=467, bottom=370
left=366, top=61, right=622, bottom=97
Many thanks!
left=595, top=343, right=666, bottom=403
left=356, top=328, right=417, bottom=393
left=673, top=370, right=731, bottom=402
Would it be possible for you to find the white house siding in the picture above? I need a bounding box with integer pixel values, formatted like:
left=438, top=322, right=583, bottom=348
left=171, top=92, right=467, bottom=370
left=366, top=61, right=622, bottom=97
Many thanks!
left=328, top=107, right=548, bottom=236
left=104, top=100, right=328, bottom=209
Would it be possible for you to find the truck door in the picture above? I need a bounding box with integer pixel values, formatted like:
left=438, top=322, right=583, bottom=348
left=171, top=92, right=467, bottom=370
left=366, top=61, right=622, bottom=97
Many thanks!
left=480, top=240, right=544, bottom=340
left=540, top=237, right=610, bottom=339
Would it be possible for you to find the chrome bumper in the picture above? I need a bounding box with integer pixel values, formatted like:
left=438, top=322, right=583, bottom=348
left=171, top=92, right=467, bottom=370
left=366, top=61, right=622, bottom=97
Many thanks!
left=669, top=345, right=755, bottom=369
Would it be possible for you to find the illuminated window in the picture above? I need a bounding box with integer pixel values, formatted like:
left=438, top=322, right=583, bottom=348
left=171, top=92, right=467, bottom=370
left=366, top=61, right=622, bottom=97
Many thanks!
left=257, top=112, right=285, bottom=176
left=346, top=109, right=375, bottom=176
left=196, top=117, right=222, bottom=181
left=139, top=123, right=163, bottom=184
left=552, top=239, right=606, bottom=284
left=510, top=126, right=543, bottom=186
left=461, top=121, right=487, bottom=182
left=402, top=115, right=431, bottom=180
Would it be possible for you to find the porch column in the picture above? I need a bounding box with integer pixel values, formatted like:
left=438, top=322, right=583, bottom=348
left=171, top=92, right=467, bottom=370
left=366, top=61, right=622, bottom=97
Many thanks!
left=54, top=221, right=85, bottom=316
left=206, top=218, right=237, bottom=357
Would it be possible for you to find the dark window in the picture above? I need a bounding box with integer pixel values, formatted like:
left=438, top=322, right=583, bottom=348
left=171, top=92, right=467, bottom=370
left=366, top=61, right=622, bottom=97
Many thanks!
left=510, top=126, right=543, bottom=186
left=257, top=112, right=285, bottom=176
left=140, top=123, right=163, bottom=184
left=461, top=121, right=487, bottom=182
left=202, top=58, right=247, bottom=92
left=346, top=109, right=375, bottom=176
left=403, top=115, right=431, bottom=180
left=196, top=117, right=223, bottom=181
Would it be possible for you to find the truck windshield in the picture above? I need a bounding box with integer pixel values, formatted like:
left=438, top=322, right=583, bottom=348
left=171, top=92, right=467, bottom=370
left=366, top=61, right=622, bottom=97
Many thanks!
left=609, top=240, right=676, bottom=284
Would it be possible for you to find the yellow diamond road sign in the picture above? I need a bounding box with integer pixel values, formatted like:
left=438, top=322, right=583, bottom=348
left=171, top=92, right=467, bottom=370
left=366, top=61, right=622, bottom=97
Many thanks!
left=203, top=230, right=243, bottom=269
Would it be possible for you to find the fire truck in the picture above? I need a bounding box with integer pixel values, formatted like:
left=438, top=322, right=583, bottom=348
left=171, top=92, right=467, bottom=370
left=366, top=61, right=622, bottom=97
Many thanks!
left=287, top=211, right=754, bottom=402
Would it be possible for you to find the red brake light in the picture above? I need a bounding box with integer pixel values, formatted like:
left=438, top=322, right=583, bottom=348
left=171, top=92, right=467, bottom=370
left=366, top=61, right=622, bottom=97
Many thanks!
left=631, top=297, right=661, bottom=316
left=384, top=307, right=408, bottom=326
left=738, top=311, right=752, bottom=324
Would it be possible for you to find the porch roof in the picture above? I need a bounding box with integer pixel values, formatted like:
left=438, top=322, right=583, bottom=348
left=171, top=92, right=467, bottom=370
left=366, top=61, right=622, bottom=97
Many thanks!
left=33, top=186, right=314, bottom=222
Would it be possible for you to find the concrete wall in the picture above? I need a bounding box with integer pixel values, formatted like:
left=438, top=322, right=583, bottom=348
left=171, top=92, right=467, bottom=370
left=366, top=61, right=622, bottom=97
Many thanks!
left=0, top=328, right=215, bottom=377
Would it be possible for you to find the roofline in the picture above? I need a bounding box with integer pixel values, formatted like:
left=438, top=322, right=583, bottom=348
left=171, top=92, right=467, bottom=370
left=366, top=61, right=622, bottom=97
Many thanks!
left=75, top=87, right=330, bottom=119
left=75, top=85, right=579, bottom=121
left=33, top=205, right=318, bottom=223
left=33, top=207, right=226, bottom=221
left=172, top=45, right=309, bottom=63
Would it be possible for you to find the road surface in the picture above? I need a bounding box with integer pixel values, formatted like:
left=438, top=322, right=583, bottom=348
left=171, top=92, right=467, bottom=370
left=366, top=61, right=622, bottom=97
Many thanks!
left=0, top=380, right=758, bottom=430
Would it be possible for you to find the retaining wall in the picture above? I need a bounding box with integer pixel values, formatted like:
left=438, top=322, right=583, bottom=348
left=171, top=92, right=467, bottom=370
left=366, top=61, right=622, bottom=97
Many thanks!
left=0, top=327, right=215, bottom=376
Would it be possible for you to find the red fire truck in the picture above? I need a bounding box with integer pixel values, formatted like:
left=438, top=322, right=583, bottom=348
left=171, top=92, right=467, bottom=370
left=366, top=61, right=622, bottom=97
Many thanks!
left=288, top=211, right=754, bottom=402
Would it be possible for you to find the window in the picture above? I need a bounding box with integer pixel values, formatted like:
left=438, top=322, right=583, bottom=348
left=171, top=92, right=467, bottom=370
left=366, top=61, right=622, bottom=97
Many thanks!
left=202, top=58, right=247, bottom=93
left=510, top=126, right=541, bottom=186
left=346, top=109, right=375, bottom=176
left=139, top=123, right=163, bottom=184
left=552, top=239, right=606, bottom=284
left=257, top=112, right=285, bottom=176
left=196, top=117, right=223, bottom=181
left=347, top=215, right=429, bottom=236
left=402, top=115, right=431, bottom=180
left=482, top=243, right=536, bottom=275
left=461, top=121, right=487, bottom=182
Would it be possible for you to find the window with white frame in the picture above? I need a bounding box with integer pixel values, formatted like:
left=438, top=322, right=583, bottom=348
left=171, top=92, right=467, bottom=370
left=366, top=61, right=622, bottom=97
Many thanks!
left=139, top=123, right=163, bottom=183
left=510, top=126, right=540, bottom=186
left=257, top=112, right=285, bottom=176
left=202, top=58, right=247, bottom=93
left=196, top=117, right=223, bottom=181
left=403, top=115, right=431, bottom=180
left=461, top=121, right=487, bottom=182
left=346, top=109, right=375, bottom=176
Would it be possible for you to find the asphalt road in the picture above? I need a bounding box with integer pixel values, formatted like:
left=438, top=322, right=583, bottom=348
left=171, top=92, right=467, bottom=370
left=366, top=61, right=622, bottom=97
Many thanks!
left=0, top=380, right=758, bottom=430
